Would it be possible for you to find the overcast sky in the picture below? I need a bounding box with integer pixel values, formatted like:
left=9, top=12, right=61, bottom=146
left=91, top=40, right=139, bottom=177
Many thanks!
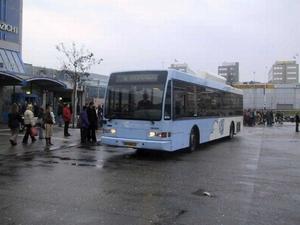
left=22, top=0, right=300, bottom=82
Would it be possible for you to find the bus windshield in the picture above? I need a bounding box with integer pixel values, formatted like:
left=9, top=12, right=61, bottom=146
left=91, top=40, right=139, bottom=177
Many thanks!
left=104, top=71, right=168, bottom=121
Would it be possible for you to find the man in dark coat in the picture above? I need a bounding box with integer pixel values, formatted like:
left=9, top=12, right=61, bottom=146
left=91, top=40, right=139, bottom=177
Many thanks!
left=79, top=106, right=90, bottom=144
left=296, top=112, right=300, bottom=132
left=86, top=102, right=97, bottom=142
left=57, top=102, right=63, bottom=127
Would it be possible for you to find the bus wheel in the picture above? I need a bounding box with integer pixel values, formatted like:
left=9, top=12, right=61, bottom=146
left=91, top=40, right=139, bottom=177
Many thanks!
left=228, top=123, right=234, bottom=139
left=188, top=128, right=198, bottom=152
left=136, top=149, right=146, bottom=155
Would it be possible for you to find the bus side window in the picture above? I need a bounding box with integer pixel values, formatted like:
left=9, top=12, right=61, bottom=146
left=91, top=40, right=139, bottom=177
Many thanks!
left=174, top=91, right=185, bottom=117
left=173, top=80, right=187, bottom=118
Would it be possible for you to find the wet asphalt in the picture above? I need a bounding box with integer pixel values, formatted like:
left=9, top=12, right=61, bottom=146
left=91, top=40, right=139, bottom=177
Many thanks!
left=0, top=122, right=300, bottom=225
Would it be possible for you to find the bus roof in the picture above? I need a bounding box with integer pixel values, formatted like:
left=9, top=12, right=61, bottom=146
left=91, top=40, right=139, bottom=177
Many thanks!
left=109, top=69, right=243, bottom=95
left=169, top=69, right=243, bottom=95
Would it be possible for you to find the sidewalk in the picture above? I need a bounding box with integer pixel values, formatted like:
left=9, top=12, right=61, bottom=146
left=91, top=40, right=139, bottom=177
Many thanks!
left=0, top=122, right=103, bottom=160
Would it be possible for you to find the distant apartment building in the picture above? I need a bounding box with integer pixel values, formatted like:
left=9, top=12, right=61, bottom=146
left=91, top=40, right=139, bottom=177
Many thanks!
left=218, top=62, right=239, bottom=85
left=169, top=63, right=196, bottom=75
left=268, top=61, right=299, bottom=84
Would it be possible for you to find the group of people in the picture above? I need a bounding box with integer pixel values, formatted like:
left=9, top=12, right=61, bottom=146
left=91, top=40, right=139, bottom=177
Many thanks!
left=79, top=101, right=102, bottom=144
left=8, top=100, right=104, bottom=147
left=244, top=109, right=300, bottom=132
left=8, top=103, right=55, bottom=146
left=243, top=109, right=276, bottom=127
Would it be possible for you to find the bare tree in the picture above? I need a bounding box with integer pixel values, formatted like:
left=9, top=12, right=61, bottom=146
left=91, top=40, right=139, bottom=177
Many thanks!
left=55, top=42, right=102, bottom=127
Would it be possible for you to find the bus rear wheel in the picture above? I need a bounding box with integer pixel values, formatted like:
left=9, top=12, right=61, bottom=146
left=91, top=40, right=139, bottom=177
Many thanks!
left=228, top=123, right=234, bottom=139
left=188, top=128, right=198, bottom=152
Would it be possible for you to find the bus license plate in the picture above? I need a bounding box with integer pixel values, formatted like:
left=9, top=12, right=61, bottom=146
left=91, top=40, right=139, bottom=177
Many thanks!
left=124, top=142, right=137, bottom=147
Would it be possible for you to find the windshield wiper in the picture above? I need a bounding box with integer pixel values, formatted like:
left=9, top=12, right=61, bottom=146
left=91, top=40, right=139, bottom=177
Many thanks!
left=144, top=110, right=155, bottom=125
left=107, top=112, right=120, bottom=122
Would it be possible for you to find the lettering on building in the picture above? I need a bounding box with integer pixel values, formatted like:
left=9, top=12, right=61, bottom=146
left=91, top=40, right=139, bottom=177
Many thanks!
left=0, top=22, right=18, bottom=34
left=233, top=84, right=274, bottom=89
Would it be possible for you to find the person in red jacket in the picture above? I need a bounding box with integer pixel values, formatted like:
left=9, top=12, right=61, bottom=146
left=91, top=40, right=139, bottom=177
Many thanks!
left=63, top=103, right=71, bottom=136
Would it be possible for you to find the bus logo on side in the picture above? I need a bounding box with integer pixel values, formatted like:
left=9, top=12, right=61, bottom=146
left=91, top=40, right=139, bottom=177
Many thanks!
left=219, top=119, right=225, bottom=135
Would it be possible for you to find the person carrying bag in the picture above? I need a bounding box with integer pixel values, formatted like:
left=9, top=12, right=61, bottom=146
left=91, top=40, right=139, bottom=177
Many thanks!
left=22, top=104, right=36, bottom=144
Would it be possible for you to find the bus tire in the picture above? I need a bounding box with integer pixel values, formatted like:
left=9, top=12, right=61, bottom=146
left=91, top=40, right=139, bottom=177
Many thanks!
left=228, top=123, right=234, bottom=139
left=188, top=127, right=198, bottom=152
left=136, top=148, right=146, bottom=154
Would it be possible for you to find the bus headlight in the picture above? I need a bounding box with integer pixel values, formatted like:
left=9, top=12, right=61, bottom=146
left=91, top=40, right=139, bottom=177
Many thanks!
left=148, top=132, right=171, bottom=138
left=104, top=128, right=116, bottom=134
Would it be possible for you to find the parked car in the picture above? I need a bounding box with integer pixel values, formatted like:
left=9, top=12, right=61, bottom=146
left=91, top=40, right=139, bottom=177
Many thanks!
left=290, top=115, right=295, bottom=123
left=285, top=115, right=295, bottom=122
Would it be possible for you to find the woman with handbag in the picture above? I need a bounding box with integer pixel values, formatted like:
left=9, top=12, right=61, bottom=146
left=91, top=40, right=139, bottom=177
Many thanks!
left=8, top=103, right=23, bottom=146
left=22, top=104, right=36, bottom=144
left=44, top=106, right=55, bottom=146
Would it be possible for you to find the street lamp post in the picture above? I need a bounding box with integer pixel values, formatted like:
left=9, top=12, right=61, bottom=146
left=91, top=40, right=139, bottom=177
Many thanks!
left=264, top=67, right=267, bottom=110
left=97, top=79, right=100, bottom=98
left=97, top=59, right=103, bottom=99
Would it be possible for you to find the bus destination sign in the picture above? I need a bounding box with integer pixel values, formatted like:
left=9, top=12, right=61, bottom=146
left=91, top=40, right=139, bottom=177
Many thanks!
left=116, top=74, right=159, bottom=83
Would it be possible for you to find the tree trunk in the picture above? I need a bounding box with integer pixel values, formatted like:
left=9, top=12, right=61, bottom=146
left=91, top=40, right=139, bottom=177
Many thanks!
left=72, top=81, right=78, bottom=128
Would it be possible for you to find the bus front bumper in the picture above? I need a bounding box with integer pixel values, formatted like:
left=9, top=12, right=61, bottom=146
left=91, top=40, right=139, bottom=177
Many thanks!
left=101, top=136, right=172, bottom=151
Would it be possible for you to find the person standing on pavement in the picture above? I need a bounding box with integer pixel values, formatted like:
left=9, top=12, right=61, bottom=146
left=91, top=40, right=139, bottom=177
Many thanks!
left=79, top=106, right=90, bottom=144
left=8, top=103, right=23, bottom=146
left=63, top=103, right=71, bottom=136
left=33, top=102, right=39, bottom=117
left=44, top=106, right=55, bottom=146
left=21, top=101, right=27, bottom=115
left=86, top=101, right=97, bottom=142
left=57, top=102, right=63, bottom=127
left=97, top=104, right=103, bottom=128
left=296, top=113, right=300, bottom=132
left=37, top=105, right=45, bottom=139
left=22, top=104, right=36, bottom=144
left=17, top=102, right=24, bottom=132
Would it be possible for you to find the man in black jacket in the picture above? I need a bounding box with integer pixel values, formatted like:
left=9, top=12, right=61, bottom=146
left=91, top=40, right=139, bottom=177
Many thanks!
left=296, top=113, right=300, bottom=132
left=86, top=102, right=97, bottom=142
left=57, top=102, right=63, bottom=127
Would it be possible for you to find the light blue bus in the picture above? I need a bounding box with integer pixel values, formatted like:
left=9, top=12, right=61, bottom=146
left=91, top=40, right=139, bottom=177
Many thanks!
left=101, top=69, right=243, bottom=152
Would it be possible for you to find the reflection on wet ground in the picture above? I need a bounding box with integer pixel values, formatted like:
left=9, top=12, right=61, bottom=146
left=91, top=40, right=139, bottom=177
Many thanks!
left=0, top=130, right=241, bottom=178
left=0, top=140, right=219, bottom=170
left=1, top=123, right=300, bottom=224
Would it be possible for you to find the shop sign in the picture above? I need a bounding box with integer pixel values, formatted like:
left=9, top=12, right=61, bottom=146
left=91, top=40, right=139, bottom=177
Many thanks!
left=0, top=22, right=18, bottom=34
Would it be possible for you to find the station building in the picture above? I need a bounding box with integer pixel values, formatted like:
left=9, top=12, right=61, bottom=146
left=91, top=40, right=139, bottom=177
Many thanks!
left=233, top=83, right=300, bottom=110
left=0, top=0, right=70, bottom=121
left=0, top=0, right=108, bottom=122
